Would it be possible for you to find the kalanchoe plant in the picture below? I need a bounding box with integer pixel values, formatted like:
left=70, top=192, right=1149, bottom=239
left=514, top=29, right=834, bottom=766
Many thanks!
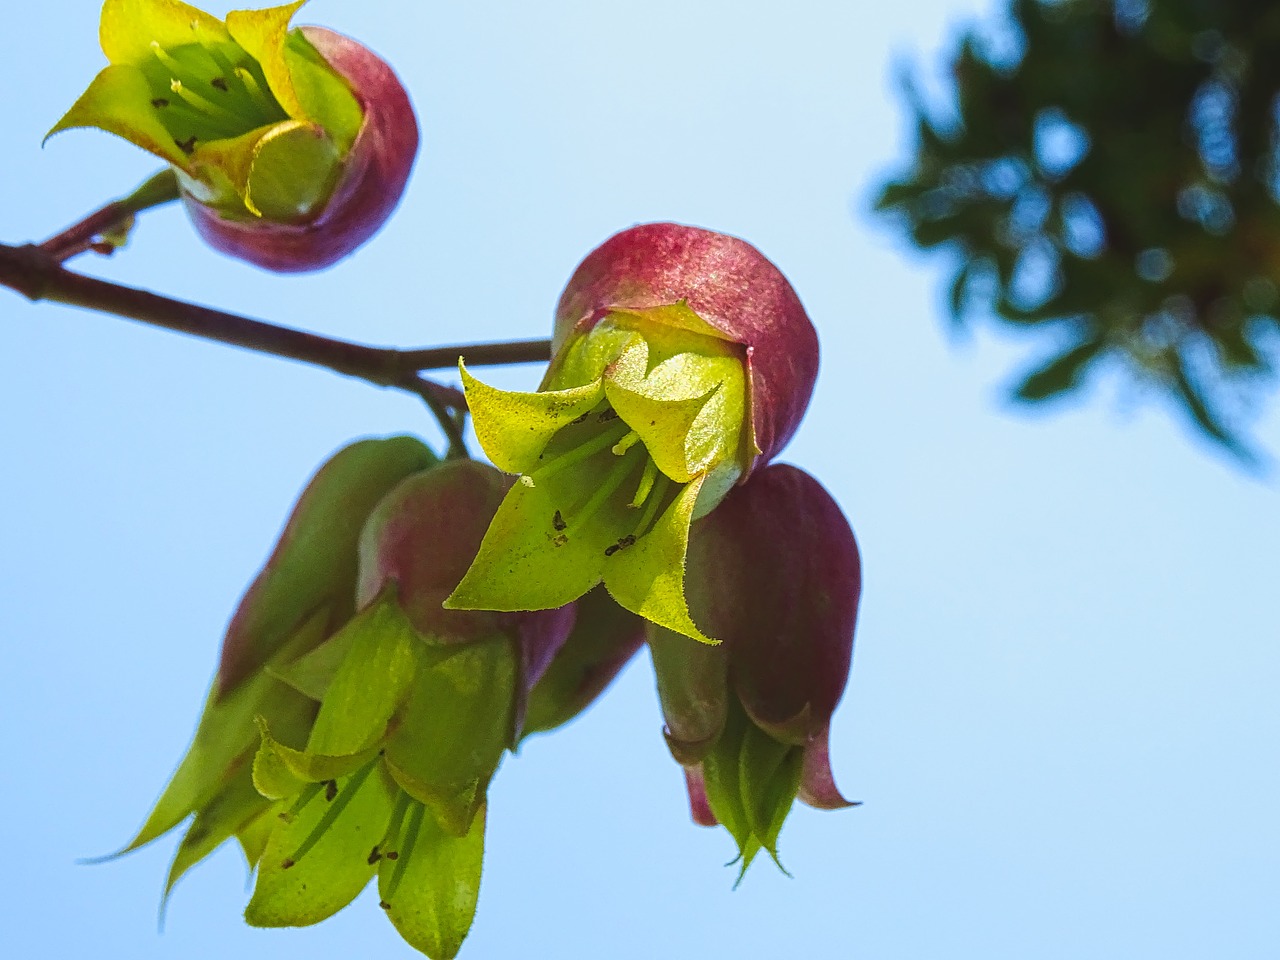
left=49, top=0, right=417, bottom=271
left=649, top=462, right=862, bottom=877
left=446, top=222, right=820, bottom=644
left=120, top=445, right=579, bottom=959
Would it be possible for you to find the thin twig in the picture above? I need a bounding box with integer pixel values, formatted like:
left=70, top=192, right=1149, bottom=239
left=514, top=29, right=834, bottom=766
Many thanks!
left=40, top=169, right=181, bottom=262
left=0, top=241, right=552, bottom=444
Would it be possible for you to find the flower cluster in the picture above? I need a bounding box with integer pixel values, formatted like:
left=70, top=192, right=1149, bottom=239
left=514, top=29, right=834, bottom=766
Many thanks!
left=119, top=223, right=859, bottom=958
left=50, top=0, right=417, bottom=271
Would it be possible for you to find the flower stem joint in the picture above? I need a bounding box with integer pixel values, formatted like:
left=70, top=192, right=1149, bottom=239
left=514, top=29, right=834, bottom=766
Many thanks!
left=445, top=222, right=821, bottom=645
left=49, top=0, right=418, bottom=271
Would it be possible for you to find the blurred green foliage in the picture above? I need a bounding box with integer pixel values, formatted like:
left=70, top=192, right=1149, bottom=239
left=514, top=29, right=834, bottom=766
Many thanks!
left=877, top=0, right=1280, bottom=458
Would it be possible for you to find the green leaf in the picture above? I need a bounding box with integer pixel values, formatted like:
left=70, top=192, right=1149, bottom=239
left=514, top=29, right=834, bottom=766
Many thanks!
left=1012, top=336, right=1105, bottom=401
left=647, top=624, right=729, bottom=763
left=1170, top=352, right=1258, bottom=463
left=245, top=760, right=395, bottom=927
left=379, top=800, right=486, bottom=960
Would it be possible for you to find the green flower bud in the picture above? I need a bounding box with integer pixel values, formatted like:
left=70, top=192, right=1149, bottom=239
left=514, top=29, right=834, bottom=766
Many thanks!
left=113, top=435, right=434, bottom=899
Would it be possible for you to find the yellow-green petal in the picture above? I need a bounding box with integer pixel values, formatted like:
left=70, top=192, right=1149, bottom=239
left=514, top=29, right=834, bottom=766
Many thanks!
left=245, top=762, right=395, bottom=927
left=461, top=362, right=604, bottom=474
left=379, top=802, right=485, bottom=960
left=224, top=1, right=309, bottom=119
left=604, top=473, right=713, bottom=644
left=100, top=0, right=230, bottom=64
left=46, top=64, right=190, bottom=167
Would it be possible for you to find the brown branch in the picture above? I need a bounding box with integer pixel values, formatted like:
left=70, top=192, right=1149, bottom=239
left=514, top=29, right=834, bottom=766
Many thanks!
left=40, top=169, right=181, bottom=262
left=0, top=241, right=552, bottom=449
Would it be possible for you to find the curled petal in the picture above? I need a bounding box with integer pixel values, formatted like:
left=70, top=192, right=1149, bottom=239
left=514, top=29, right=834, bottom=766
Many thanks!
left=797, top=723, right=858, bottom=811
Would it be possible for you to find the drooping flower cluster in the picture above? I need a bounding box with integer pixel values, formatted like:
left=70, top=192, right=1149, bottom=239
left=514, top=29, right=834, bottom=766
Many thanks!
left=50, top=0, right=417, bottom=271
left=450, top=222, right=861, bottom=875
left=114, top=224, right=858, bottom=959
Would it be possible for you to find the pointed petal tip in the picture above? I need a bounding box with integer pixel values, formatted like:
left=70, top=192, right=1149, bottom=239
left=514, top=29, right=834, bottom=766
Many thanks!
left=797, top=724, right=857, bottom=811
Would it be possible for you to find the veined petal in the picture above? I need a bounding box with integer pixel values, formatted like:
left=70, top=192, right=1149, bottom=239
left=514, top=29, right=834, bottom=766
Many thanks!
left=100, top=0, right=230, bottom=64
left=461, top=362, right=604, bottom=474
left=603, top=378, right=711, bottom=484
left=46, top=64, right=191, bottom=167
left=379, top=801, right=485, bottom=960
left=445, top=463, right=622, bottom=612
left=224, top=1, right=308, bottom=120
left=245, top=759, right=395, bottom=927
left=604, top=473, right=713, bottom=644
left=304, top=594, right=420, bottom=758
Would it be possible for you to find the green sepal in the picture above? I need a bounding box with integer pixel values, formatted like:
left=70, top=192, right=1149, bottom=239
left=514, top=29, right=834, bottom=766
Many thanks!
left=383, top=638, right=516, bottom=835
left=251, top=720, right=378, bottom=800
left=100, top=0, right=231, bottom=63
left=701, top=702, right=804, bottom=881
left=244, top=759, right=396, bottom=927
left=303, top=593, right=421, bottom=758
left=164, top=767, right=275, bottom=900
left=378, top=800, right=486, bottom=960
left=46, top=64, right=190, bottom=166
left=218, top=435, right=436, bottom=695
left=461, top=361, right=604, bottom=474
left=604, top=473, right=713, bottom=643
left=648, top=624, right=729, bottom=763
left=124, top=609, right=325, bottom=853
left=225, top=2, right=362, bottom=152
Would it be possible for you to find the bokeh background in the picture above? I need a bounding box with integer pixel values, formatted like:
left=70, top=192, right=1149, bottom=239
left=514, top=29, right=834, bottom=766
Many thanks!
left=2, top=1, right=1278, bottom=957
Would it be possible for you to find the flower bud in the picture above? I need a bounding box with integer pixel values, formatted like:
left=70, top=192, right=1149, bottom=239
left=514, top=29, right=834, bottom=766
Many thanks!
left=117, top=435, right=434, bottom=896
left=651, top=463, right=862, bottom=875
left=243, top=458, right=576, bottom=959
left=49, top=0, right=418, bottom=271
left=446, top=224, right=818, bottom=645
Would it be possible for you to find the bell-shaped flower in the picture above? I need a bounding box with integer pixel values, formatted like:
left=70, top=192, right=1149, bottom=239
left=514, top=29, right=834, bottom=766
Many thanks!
left=446, top=223, right=819, bottom=644
left=649, top=463, right=862, bottom=877
left=49, top=0, right=417, bottom=271
left=114, top=435, right=435, bottom=895
left=241, top=458, right=575, bottom=959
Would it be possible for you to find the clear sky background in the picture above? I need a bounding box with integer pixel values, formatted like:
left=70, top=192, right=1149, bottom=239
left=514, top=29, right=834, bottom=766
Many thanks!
left=2, top=1, right=1278, bottom=957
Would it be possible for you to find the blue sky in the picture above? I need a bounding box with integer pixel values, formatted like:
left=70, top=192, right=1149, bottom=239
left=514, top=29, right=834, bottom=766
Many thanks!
left=2, top=1, right=1278, bottom=957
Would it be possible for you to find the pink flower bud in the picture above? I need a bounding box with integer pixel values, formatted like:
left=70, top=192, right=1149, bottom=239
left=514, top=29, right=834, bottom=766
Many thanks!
left=186, top=27, right=418, bottom=272
left=553, top=223, right=819, bottom=473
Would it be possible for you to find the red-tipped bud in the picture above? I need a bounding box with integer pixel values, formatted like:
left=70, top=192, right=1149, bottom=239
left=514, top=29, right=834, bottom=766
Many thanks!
left=186, top=26, right=418, bottom=272
left=553, top=223, right=819, bottom=472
